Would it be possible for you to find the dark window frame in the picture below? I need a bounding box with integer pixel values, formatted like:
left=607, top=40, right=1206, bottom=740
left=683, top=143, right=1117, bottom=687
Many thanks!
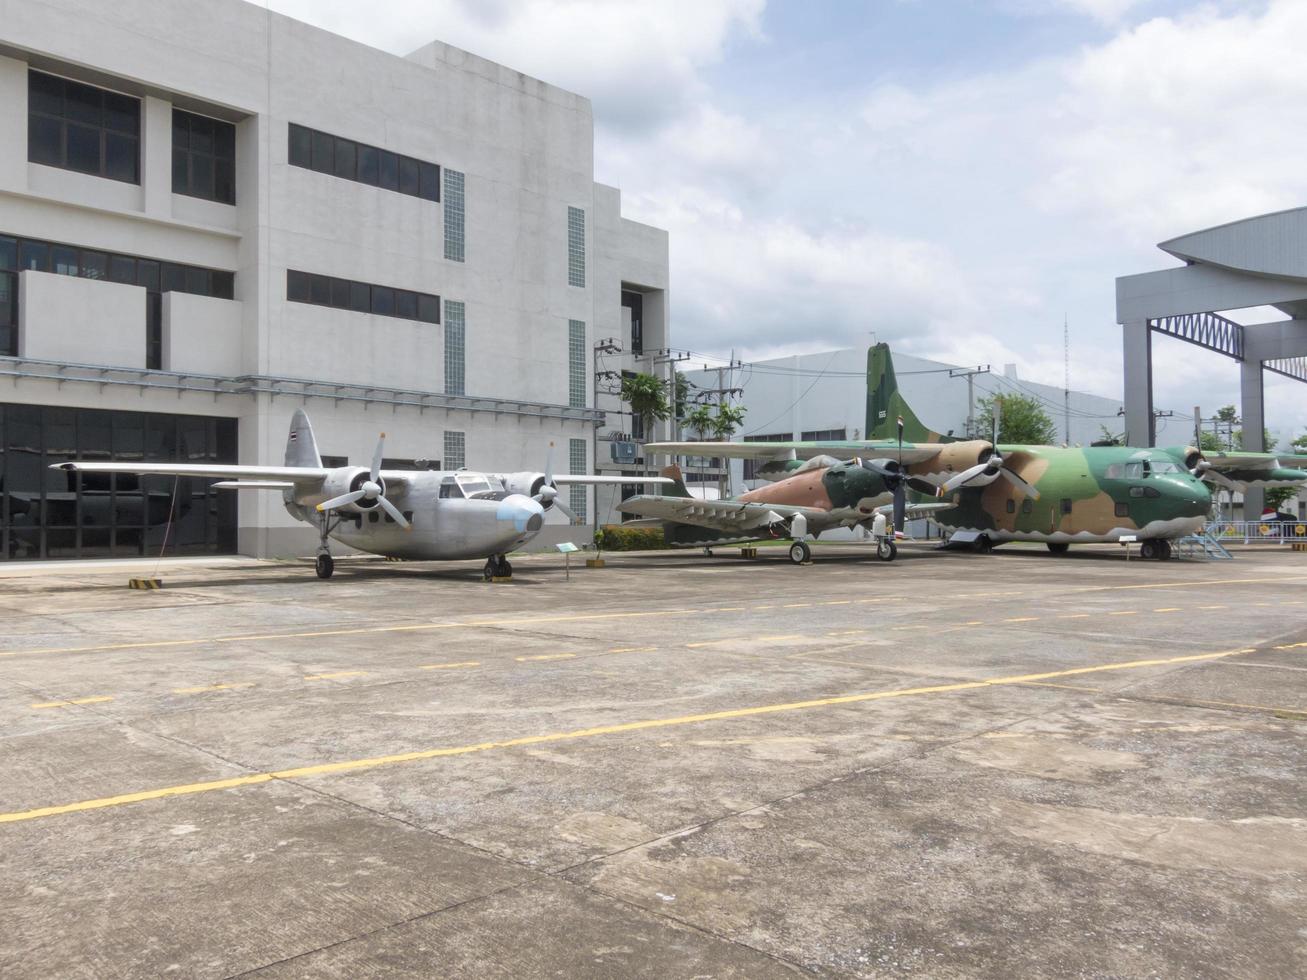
left=28, top=69, right=140, bottom=184
left=285, top=269, right=440, bottom=325
left=287, top=122, right=439, bottom=203
left=172, top=108, right=236, bottom=205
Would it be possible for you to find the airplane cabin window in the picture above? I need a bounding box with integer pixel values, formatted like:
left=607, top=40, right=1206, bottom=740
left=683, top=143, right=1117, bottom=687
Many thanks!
left=1020, top=499, right=1033, bottom=514
left=1115, top=502, right=1129, bottom=517
left=1105, top=464, right=1124, bottom=478
left=439, top=477, right=462, bottom=499
left=1124, top=462, right=1144, bottom=479
left=1006, top=499, right=1016, bottom=514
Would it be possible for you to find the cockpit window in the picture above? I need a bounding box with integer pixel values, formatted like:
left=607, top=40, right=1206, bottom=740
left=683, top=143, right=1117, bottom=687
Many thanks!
left=455, top=473, right=496, bottom=497
left=1124, top=461, right=1145, bottom=479
left=438, top=477, right=462, bottom=499
left=1148, top=459, right=1181, bottom=475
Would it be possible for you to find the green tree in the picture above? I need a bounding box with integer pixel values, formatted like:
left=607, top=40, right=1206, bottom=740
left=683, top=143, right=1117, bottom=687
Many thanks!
left=976, top=394, right=1058, bottom=445
left=673, top=373, right=692, bottom=420
left=620, top=372, right=671, bottom=439
left=710, top=402, right=747, bottom=441
left=1291, top=432, right=1307, bottom=454
left=682, top=403, right=715, bottom=440
left=1094, top=425, right=1122, bottom=446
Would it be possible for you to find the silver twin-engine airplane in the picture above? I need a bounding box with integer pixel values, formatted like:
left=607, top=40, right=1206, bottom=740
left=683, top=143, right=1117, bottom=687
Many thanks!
left=52, top=410, right=667, bottom=580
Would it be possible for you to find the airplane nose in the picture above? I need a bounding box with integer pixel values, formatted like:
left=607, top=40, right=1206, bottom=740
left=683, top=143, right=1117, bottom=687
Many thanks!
left=497, top=495, right=545, bottom=533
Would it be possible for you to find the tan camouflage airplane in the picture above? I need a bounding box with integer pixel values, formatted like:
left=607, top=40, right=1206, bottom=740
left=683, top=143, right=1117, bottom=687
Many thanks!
left=621, top=345, right=1307, bottom=563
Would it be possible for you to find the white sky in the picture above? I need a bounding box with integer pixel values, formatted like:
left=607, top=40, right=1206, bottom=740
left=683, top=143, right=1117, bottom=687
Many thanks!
left=262, top=0, right=1307, bottom=446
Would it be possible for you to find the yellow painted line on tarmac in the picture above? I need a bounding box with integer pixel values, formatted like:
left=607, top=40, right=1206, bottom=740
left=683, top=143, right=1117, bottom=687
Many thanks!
left=686, top=639, right=732, bottom=649
left=0, top=645, right=1263, bottom=826
left=891, top=625, right=929, bottom=631
left=756, top=634, right=804, bottom=642
left=752, top=605, right=775, bottom=611
left=515, top=654, right=576, bottom=663
left=419, top=661, right=480, bottom=671
left=173, top=683, right=255, bottom=695
left=1109, top=610, right=1138, bottom=617
left=605, top=646, right=656, bottom=655
left=825, top=630, right=866, bottom=637
left=1198, top=605, right=1227, bottom=610
left=706, top=607, right=745, bottom=612
left=821, top=600, right=852, bottom=606
left=303, top=671, right=367, bottom=681
left=1152, top=608, right=1183, bottom=613
left=1003, top=617, right=1038, bottom=623
left=1274, top=641, right=1307, bottom=650
left=782, top=603, right=812, bottom=608
left=30, top=695, right=113, bottom=709
left=1057, top=614, right=1091, bottom=620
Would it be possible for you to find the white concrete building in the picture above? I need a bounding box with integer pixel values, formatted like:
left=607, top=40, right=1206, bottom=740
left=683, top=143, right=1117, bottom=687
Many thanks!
left=682, top=348, right=1130, bottom=495
left=0, top=0, right=668, bottom=560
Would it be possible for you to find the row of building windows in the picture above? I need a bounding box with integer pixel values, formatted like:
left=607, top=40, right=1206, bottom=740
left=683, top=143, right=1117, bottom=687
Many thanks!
left=444, top=170, right=466, bottom=263
left=28, top=69, right=140, bottom=184
left=286, top=270, right=440, bottom=325
left=0, top=233, right=234, bottom=365
left=289, top=123, right=440, bottom=202
left=567, top=206, right=586, bottom=288
left=569, top=438, right=588, bottom=520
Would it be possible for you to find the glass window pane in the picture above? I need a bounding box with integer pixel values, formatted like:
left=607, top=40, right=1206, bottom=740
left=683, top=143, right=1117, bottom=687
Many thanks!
left=0, top=272, right=15, bottom=331
left=399, top=156, right=420, bottom=196
left=378, top=150, right=399, bottom=191
left=334, top=138, right=356, bottom=180
left=190, top=152, right=214, bottom=198
left=19, top=240, right=51, bottom=272
left=349, top=280, right=370, bottom=312
left=357, top=144, right=378, bottom=185
left=419, top=162, right=440, bottom=201
left=0, top=236, right=16, bottom=271
left=29, top=71, right=64, bottom=116
left=172, top=146, right=189, bottom=191
left=108, top=255, right=136, bottom=285
left=104, top=133, right=137, bottom=183
left=64, top=80, right=101, bottom=126
left=214, top=158, right=235, bottom=204
left=288, top=123, right=311, bottom=168
left=309, top=274, right=330, bottom=305
left=311, top=129, right=333, bottom=173
left=371, top=286, right=394, bottom=316
left=65, top=123, right=100, bottom=174
left=81, top=251, right=108, bottom=280
left=417, top=294, right=439, bottom=324
left=172, top=110, right=189, bottom=151
left=162, top=263, right=186, bottom=293
left=395, top=289, right=418, bottom=320
left=287, top=269, right=311, bottom=303
left=188, top=114, right=214, bottom=155
left=211, top=271, right=234, bottom=300
left=28, top=114, right=62, bottom=167
left=214, top=120, right=235, bottom=159
left=329, top=277, right=350, bottom=308
left=137, top=259, right=160, bottom=292
left=185, top=266, right=211, bottom=295
left=102, top=92, right=139, bottom=135
left=52, top=245, right=79, bottom=276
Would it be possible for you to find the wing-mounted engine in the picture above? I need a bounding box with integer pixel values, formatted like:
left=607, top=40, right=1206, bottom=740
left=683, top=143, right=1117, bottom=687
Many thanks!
left=318, top=467, right=387, bottom=512
left=910, top=440, right=994, bottom=485
left=501, top=471, right=549, bottom=502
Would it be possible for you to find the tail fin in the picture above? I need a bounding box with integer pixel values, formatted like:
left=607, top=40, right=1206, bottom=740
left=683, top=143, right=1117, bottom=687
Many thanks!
left=659, top=464, right=692, bottom=498
left=285, top=409, right=323, bottom=468
left=865, top=343, right=945, bottom=443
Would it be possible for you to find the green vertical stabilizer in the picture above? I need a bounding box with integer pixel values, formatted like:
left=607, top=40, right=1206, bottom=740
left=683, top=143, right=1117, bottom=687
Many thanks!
left=865, top=343, right=947, bottom=443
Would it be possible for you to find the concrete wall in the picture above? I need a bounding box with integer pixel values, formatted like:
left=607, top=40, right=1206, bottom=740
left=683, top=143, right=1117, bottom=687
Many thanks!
left=19, top=270, right=145, bottom=366
left=163, top=292, right=242, bottom=376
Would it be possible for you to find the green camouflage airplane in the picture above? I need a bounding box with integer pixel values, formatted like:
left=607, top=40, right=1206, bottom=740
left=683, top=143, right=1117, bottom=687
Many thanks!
left=623, top=344, right=1307, bottom=562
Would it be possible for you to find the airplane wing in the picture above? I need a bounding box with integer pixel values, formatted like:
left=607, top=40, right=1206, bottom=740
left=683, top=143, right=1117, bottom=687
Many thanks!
left=873, top=500, right=954, bottom=519
left=550, top=474, right=673, bottom=485
left=1199, top=451, right=1307, bottom=487
left=643, top=441, right=946, bottom=465
left=50, top=461, right=331, bottom=485
left=618, top=494, right=829, bottom=532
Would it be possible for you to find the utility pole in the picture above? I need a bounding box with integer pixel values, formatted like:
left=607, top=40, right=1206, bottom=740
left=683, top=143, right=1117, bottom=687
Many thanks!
left=948, top=364, right=991, bottom=439
left=696, top=353, right=744, bottom=499
left=651, top=347, right=690, bottom=478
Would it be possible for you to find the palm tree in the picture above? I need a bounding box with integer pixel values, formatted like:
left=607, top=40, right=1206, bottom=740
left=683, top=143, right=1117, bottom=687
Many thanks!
left=620, top=372, right=671, bottom=472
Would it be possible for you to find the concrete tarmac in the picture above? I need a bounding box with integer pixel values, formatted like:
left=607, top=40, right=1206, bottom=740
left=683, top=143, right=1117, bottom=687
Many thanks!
left=2, top=542, right=1305, bottom=978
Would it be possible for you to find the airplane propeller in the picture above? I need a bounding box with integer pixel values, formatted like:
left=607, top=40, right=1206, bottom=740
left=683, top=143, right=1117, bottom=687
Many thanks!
left=316, top=432, right=411, bottom=529
left=937, top=411, right=1041, bottom=501
left=533, top=443, right=579, bottom=523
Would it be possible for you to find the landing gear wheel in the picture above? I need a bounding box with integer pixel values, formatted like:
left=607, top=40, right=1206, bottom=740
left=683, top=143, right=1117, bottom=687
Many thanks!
left=484, top=555, right=512, bottom=580
left=315, top=553, right=334, bottom=579
left=1139, top=539, right=1160, bottom=560
left=876, top=539, right=897, bottom=562
left=1046, top=542, right=1070, bottom=555
left=703, top=547, right=714, bottom=557
left=973, top=535, right=994, bottom=554
left=500, top=558, right=513, bottom=577
left=1157, top=540, right=1172, bottom=561
left=788, top=541, right=811, bottom=565
left=483, top=558, right=496, bottom=581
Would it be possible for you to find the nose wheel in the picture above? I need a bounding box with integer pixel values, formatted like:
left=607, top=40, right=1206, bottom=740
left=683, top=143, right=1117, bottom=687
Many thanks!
left=788, top=541, right=811, bottom=565
left=876, top=538, right=897, bottom=562
left=1139, top=539, right=1172, bottom=561
left=483, top=555, right=513, bottom=580
left=315, top=553, right=334, bottom=579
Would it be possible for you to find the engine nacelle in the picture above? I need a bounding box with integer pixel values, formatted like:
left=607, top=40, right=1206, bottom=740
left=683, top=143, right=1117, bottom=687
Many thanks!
left=501, top=471, right=547, bottom=498
left=318, top=467, right=386, bottom=511
left=908, top=440, right=992, bottom=481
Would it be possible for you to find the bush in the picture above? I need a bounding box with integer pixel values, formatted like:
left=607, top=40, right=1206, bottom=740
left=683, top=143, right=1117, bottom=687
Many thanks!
left=594, top=525, right=668, bottom=551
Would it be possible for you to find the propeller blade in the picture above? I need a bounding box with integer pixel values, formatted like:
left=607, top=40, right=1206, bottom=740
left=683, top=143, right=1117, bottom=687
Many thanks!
left=553, top=496, right=578, bottom=524
left=316, top=490, right=365, bottom=512
left=938, top=462, right=992, bottom=496
left=998, top=466, right=1041, bottom=500
left=371, top=433, right=385, bottom=483
left=376, top=494, right=411, bottom=530
left=892, top=482, right=906, bottom=533
left=534, top=483, right=559, bottom=506
left=544, top=442, right=555, bottom=484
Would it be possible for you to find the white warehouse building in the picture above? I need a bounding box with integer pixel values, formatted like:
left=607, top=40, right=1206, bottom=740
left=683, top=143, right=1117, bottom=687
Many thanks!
left=0, top=0, right=669, bottom=561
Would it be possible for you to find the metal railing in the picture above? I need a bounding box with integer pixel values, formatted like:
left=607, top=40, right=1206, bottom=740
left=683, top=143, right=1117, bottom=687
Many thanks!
left=1206, top=520, right=1307, bottom=544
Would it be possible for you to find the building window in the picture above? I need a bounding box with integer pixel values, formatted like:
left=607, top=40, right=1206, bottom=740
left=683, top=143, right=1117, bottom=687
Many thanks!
left=569, top=438, right=587, bottom=521
left=743, top=432, right=792, bottom=482
left=28, top=70, right=140, bottom=184
left=444, top=300, right=466, bottom=396
left=567, top=206, right=585, bottom=287
left=622, top=290, right=643, bottom=356
left=287, top=123, right=439, bottom=202
left=172, top=109, right=235, bottom=205
left=444, top=431, right=465, bottom=471
left=800, top=428, right=847, bottom=442
left=286, top=270, right=439, bottom=325
left=568, top=320, right=586, bottom=408
left=2, top=231, right=232, bottom=365
left=444, top=169, right=465, bottom=262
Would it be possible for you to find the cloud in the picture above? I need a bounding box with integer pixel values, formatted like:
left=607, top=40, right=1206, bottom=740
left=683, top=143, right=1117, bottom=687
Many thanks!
left=266, top=0, right=765, bottom=131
